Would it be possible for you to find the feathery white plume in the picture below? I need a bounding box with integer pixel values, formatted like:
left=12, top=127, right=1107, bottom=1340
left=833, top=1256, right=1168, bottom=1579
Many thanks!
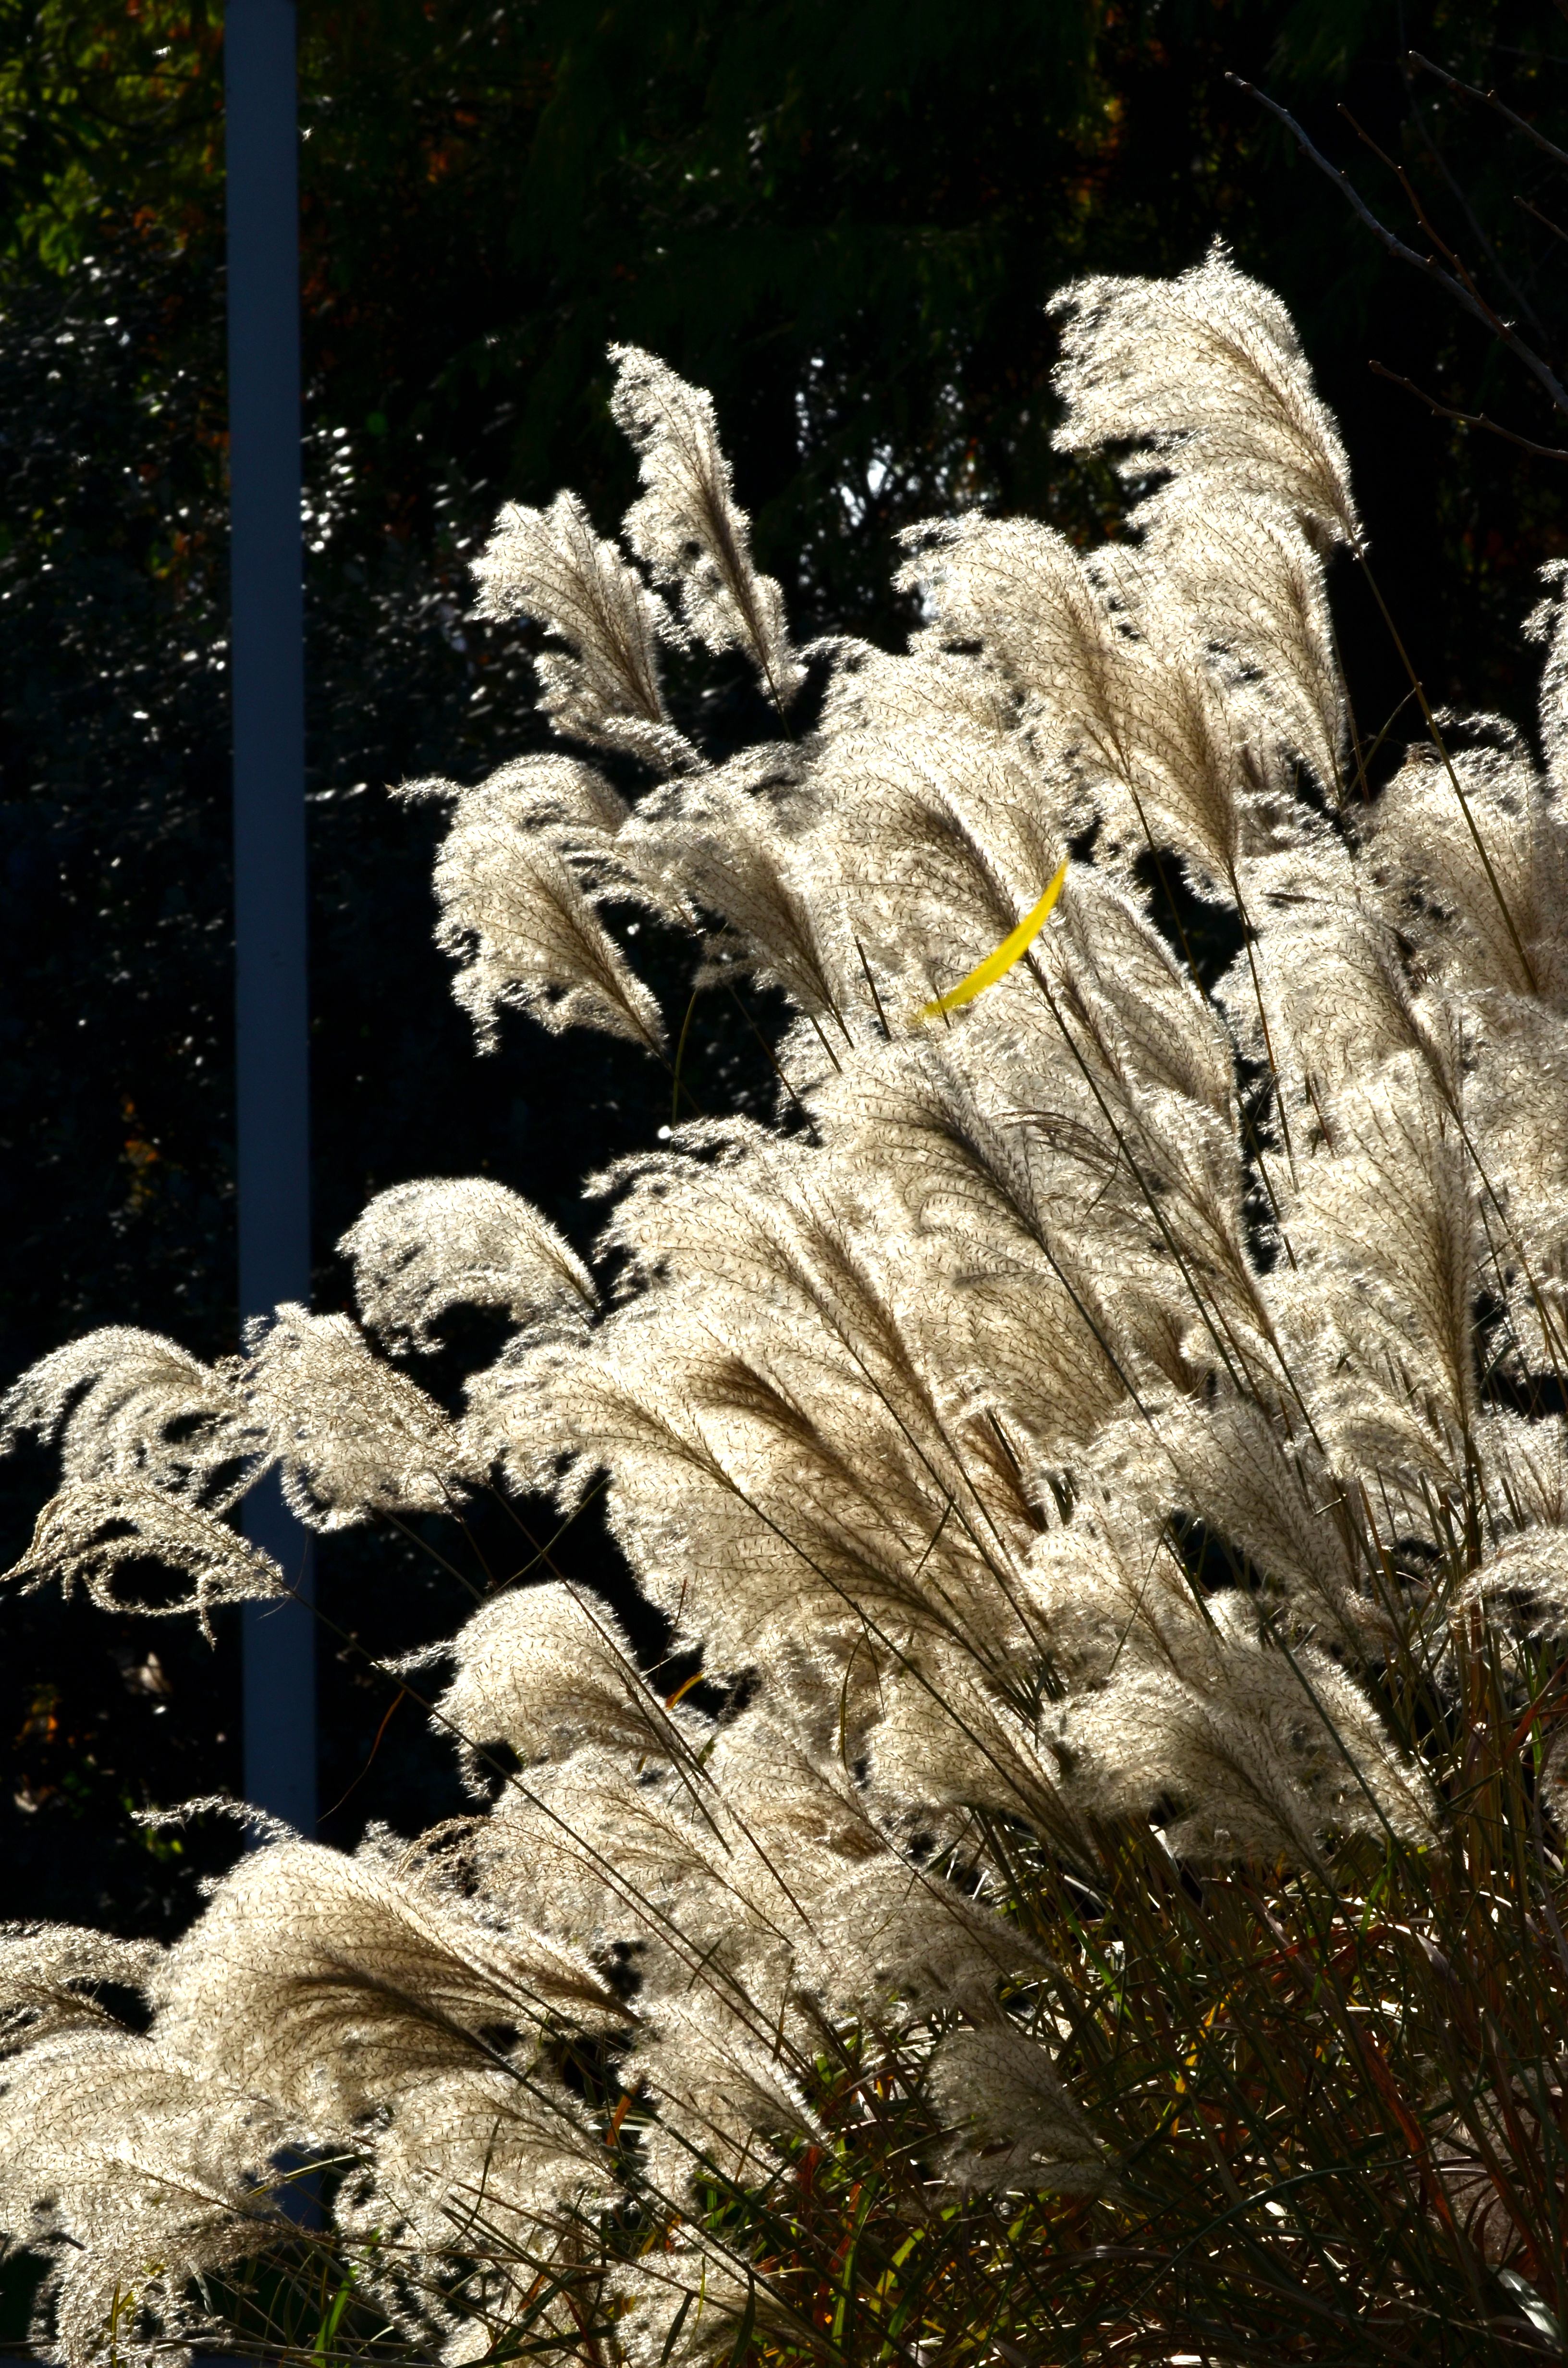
left=1052, top=241, right=1360, bottom=547
left=435, top=1581, right=680, bottom=1782
left=929, top=2019, right=1108, bottom=2195
left=0, top=2029, right=288, bottom=2368
left=3, top=1481, right=284, bottom=1636
left=342, top=1178, right=596, bottom=1354
left=472, top=491, right=695, bottom=769
left=427, top=771, right=666, bottom=1053
left=0, top=1924, right=162, bottom=2056
left=245, top=1305, right=468, bottom=1529
left=0, top=1327, right=262, bottom=1508
left=612, top=345, right=804, bottom=707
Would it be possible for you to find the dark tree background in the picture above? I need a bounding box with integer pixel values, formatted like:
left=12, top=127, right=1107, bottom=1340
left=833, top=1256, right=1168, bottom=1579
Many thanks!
left=2, top=0, right=1566, bottom=1937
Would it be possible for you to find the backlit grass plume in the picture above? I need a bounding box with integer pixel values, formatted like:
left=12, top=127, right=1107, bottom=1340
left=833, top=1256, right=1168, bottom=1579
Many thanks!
left=3, top=252, right=1567, bottom=2366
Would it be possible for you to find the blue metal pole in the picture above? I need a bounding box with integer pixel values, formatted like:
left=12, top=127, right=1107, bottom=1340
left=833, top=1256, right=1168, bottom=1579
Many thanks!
left=225, top=0, right=316, bottom=1835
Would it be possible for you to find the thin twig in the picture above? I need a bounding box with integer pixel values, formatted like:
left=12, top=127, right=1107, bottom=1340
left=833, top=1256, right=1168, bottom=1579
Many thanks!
left=1517, top=190, right=1568, bottom=249
left=1401, top=61, right=1548, bottom=340
left=1368, top=360, right=1568, bottom=460
left=1411, top=49, right=1568, bottom=173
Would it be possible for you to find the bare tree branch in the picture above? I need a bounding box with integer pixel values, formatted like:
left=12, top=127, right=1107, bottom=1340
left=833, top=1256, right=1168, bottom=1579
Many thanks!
left=1517, top=191, right=1568, bottom=249
left=1367, top=360, right=1568, bottom=460
left=1410, top=50, right=1568, bottom=173
left=1400, top=64, right=1547, bottom=340
left=1229, top=74, right=1568, bottom=422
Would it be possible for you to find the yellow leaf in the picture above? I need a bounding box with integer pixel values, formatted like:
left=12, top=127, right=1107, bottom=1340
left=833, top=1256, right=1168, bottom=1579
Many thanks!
left=916, top=856, right=1069, bottom=1022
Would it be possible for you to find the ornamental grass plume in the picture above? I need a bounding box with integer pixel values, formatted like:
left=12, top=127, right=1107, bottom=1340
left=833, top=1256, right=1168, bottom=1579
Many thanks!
left=4, top=245, right=1568, bottom=2366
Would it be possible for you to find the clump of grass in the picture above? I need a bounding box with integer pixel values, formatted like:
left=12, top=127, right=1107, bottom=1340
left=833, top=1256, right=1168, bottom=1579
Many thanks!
left=3, top=247, right=1567, bottom=2368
